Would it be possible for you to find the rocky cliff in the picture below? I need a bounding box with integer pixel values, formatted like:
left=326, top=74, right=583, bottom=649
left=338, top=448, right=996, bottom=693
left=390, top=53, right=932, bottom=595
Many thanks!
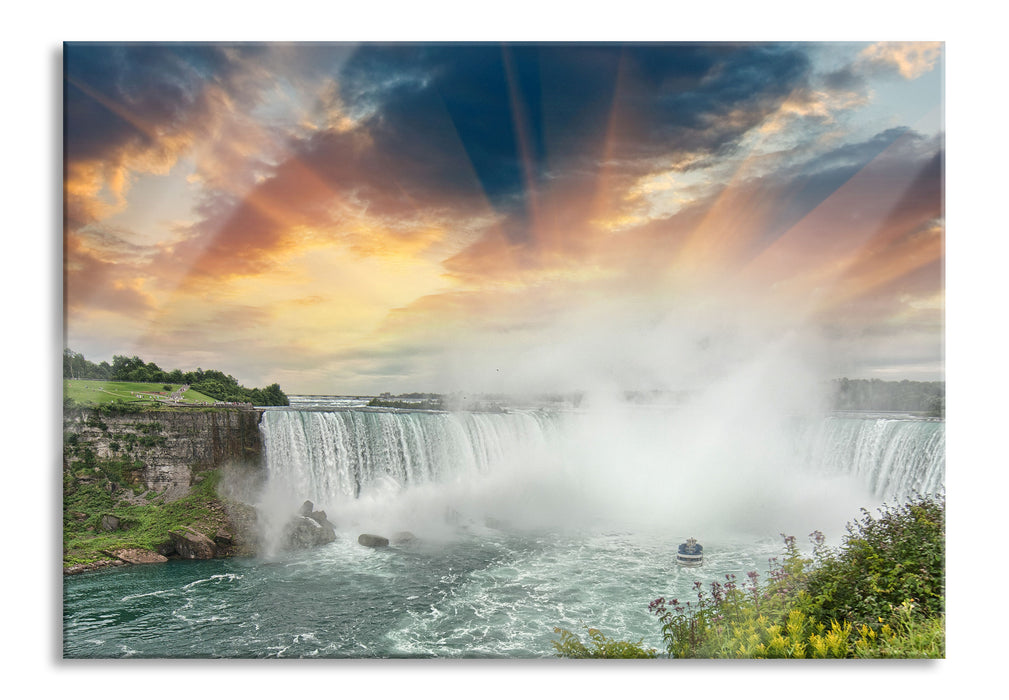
left=63, top=407, right=264, bottom=499
left=63, top=406, right=269, bottom=572
left=63, top=406, right=347, bottom=572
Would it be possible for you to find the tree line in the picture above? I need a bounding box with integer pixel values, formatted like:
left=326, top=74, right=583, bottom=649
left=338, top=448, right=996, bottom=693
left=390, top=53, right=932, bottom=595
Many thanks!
left=63, top=349, right=289, bottom=406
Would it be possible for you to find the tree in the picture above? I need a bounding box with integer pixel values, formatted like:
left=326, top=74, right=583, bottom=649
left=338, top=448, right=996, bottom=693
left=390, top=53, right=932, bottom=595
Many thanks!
left=63, top=349, right=85, bottom=379
left=111, top=355, right=145, bottom=380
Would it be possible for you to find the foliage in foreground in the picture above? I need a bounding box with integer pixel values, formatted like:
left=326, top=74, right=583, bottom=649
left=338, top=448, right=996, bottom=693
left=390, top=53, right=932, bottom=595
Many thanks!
left=551, top=626, right=657, bottom=658
left=553, top=494, right=944, bottom=659
left=803, top=495, right=944, bottom=626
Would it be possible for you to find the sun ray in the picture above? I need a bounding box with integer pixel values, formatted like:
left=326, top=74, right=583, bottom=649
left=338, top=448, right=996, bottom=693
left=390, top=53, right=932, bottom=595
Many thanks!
left=740, top=129, right=940, bottom=317
left=501, top=45, right=542, bottom=239
left=670, top=89, right=823, bottom=283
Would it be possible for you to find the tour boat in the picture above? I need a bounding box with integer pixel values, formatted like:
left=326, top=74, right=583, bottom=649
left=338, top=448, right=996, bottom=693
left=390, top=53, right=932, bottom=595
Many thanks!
left=676, top=537, right=703, bottom=565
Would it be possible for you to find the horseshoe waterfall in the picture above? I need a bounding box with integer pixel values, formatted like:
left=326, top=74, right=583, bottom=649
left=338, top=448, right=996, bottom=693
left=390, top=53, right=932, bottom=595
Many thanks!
left=63, top=398, right=943, bottom=659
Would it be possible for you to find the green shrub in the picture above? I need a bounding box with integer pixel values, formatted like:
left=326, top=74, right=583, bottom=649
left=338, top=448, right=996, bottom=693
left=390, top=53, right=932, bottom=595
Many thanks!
left=551, top=626, right=657, bottom=658
left=852, top=602, right=945, bottom=658
left=801, top=494, right=944, bottom=629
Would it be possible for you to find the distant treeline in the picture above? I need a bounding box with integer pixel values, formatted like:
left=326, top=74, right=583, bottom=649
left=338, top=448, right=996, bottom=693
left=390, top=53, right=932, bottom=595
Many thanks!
left=368, top=393, right=509, bottom=412
left=829, top=378, right=944, bottom=416
left=368, top=382, right=945, bottom=417
left=368, top=397, right=446, bottom=410
left=63, top=349, right=289, bottom=406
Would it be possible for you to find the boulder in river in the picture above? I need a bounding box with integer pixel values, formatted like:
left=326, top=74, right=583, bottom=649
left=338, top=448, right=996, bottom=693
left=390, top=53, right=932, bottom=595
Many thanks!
left=270, top=499, right=339, bottom=551
left=283, top=515, right=337, bottom=550
left=358, top=533, right=390, bottom=548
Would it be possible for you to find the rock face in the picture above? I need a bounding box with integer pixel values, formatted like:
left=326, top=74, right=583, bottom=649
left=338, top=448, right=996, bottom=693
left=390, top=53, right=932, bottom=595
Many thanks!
left=63, top=407, right=264, bottom=503
left=62, top=407, right=269, bottom=573
left=219, top=501, right=258, bottom=557
left=169, top=526, right=219, bottom=559
left=106, top=548, right=169, bottom=565
left=358, top=533, right=390, bottom=548
left=144, top=463, right=193, bottom=501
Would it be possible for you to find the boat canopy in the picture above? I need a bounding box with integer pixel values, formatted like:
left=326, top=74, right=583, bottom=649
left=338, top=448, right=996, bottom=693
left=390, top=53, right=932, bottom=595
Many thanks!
left=678, top=538, right=702, bottom=555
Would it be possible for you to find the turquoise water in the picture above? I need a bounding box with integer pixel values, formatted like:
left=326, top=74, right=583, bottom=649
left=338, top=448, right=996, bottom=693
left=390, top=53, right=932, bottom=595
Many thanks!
left=63, top=528, right=786, bottom=658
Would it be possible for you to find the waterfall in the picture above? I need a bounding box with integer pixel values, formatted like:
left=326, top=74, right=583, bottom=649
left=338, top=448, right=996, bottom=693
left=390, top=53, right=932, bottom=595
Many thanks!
left=259, top=406, right=945, bottom=521
left=260, top=408, right=560, bottom=510
left=799, top=415, right=945, bottom=501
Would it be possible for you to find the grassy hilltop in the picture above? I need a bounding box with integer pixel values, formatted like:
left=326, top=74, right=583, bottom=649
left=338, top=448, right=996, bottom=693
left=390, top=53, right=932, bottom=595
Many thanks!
left=63, top=349, right=289, bottom=408
left=64, top=379, right=220, bottom=409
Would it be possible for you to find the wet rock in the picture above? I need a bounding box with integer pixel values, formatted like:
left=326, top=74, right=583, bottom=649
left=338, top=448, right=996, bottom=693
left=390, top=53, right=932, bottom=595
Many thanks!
left=484, top=517, right=509, bottom=530
left=299, top=500, right=314, bottom=517
left=169, top=526, right=218, bottom=559
left=214, top=528, right=234, bottom=547
left=155, top=539, right=176, bottom=557
left=284, top=515, right=336, bottom=550
left=105, top=548, right=169, bottom=565
left=64, top=560, right=125, bottom=575
left=358, top=533, right=389, bottom=548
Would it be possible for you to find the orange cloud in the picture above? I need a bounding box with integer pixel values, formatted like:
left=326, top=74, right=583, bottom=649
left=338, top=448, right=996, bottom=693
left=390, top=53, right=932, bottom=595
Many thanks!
left=818, top=221, right=943, bottom=313
left=64, top=234, right=156, bottom=316
left=857, top=42, right=943, bottom=80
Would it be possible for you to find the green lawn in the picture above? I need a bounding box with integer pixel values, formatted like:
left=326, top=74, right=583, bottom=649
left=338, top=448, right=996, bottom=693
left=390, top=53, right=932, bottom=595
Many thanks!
left=64, top=379, right=218, bottom=407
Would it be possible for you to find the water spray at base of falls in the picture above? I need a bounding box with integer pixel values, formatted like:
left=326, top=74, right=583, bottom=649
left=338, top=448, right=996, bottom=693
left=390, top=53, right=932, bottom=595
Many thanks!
left=253, top=401, right=944, bottom=548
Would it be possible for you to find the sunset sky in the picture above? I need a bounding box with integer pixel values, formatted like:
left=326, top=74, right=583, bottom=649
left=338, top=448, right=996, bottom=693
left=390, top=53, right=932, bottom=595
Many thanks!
left=63, top=41, right=944, bottom=395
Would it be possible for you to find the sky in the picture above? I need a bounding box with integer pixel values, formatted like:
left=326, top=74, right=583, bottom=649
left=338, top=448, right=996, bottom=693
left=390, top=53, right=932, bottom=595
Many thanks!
left=63, top=41, right=944, bottom=395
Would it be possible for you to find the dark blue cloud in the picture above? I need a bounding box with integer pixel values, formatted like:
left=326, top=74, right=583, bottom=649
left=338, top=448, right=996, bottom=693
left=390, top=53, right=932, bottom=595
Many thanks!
left=334, top=43, right=812, bottom=227
left=739, top=128, right=942, bottom=253
left=63, top=42, right=261, bottom=161
left=770, top=128, right=941, bottom=237
left=64, top=42, right=813, bottom=218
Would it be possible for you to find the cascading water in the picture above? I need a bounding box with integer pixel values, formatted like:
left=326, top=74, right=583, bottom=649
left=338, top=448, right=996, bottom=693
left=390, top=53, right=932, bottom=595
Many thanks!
left=257, top=403, right=945, bottom=540
left=799, top=414, right=945, bottom=501
left=260, top=408, right=561, bottom=505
